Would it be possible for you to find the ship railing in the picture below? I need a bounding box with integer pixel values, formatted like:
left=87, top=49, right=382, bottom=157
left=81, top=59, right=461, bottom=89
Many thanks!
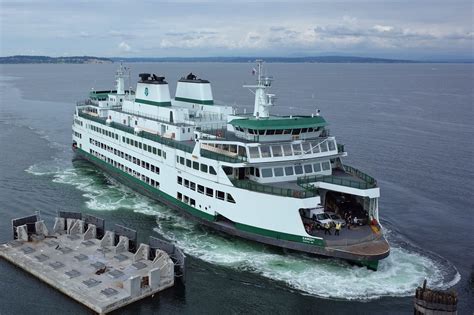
left=231, top=180, right=317, bottom=199
left=297, top=166, right=377, bottom=190
left=200, top=149, right=246, bottom=163
left=342, top=165, right=377, bottom=186
left=78, top=111, right=194, bottom=153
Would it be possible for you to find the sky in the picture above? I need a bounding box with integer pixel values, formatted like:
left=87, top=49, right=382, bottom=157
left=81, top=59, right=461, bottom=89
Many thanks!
left=0, top=0, right=472, bottom=60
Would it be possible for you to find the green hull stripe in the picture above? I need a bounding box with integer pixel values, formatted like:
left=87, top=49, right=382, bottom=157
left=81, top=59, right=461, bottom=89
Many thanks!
left=235, top=222, right=325, bottom=246
left=77, top=148, right=324, bottom=247
left=175, top=97, right=214, bottom=105
left=135, top=98, right=172, bottom=107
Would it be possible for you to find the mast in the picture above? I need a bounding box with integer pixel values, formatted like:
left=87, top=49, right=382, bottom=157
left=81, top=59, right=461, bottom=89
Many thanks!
left=243, top=59, right=275, bottom=118
left=115, top=62, right=128, bottom=95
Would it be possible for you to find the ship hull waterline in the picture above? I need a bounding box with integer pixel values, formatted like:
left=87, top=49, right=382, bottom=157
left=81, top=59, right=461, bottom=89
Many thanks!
left=73, top=148, right=388, bottom=271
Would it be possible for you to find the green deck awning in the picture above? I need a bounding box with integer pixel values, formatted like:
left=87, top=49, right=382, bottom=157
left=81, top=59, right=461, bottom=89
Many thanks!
left=229, top=116, right=327, bottom=130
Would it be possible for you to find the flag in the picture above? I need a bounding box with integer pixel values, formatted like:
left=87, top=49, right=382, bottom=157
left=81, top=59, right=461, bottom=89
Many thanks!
left=251, top=68, right=257, bottom=75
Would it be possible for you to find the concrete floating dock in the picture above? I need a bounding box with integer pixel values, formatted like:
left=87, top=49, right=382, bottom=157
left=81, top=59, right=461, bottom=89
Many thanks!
left=0, top=212, right=185, bottom=314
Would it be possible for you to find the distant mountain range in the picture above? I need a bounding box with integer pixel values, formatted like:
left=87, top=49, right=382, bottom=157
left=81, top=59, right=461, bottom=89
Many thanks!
left=0, top=55, right=113, bottom=64
left=1, top=55, right=472, bottom=64
left=111, top=56, right=417, bottom=63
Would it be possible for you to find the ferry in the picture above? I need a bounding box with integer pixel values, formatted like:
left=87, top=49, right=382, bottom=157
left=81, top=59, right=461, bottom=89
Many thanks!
left=72, top=61, right=390, bottom=270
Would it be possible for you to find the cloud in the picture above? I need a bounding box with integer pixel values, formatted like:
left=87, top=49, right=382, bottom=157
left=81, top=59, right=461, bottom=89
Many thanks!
left=118, top=41, right=131, bottom=52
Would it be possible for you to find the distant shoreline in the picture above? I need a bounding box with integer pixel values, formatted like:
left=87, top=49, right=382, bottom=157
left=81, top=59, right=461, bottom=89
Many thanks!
left=1, top=55, right=472, bottom=64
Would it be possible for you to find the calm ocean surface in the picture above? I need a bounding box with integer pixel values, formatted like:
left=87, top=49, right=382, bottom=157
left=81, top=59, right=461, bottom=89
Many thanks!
left=0, top=63, right=472, bottom=314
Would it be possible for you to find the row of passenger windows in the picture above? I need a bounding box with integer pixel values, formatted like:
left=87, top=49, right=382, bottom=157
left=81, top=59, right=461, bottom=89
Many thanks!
left=89, top=123, right=166, bottom=159
left=90, top=138, right=160, bottom=175
left=177, top=176, right=236, bottom=203
left=250, top=161, right=331, bottom=178
left=89, top=149, right=160, bottom=189
left=74, top=119, right=83, bottom=126
left=177, top=192, right=196, bottom=207
left=90, top=124, right=119, bottom=140
left=74, top=131, right=82, bottom=139
left=248, top=139, right=336, bottom=159
left=122, top=136, right=166, bottom=159
left=176, top=155, right=217, bottom=175
left=235, top=127, right=321, bottom=136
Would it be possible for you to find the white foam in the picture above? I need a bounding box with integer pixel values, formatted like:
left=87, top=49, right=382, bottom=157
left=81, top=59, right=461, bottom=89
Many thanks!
left=34, top=165, right=460, bottom=300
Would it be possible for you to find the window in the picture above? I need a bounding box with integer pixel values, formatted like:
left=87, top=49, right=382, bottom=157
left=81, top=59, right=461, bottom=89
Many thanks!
left=282, top=144, right=292, bottom=156
left=271, top=146, right=282, bottom=157
left=180, top=157, right=185, bottom=165
left=158, top=149, right=162, bottom=156
left=198, top=185, right=205, bottom=194
left=302, top=142, right=311, bottom=154
left=274, top=167, right=284, bottom=177
left=200, top=164, right=208, bottom=173
left=320, top=141, right=328, bottom=152
left=177, top=176, right=182, bottom=185
left=313, top=163, right=321, bottom=172
left=216, top=191, right=225, bottom=200
left=227, top=193, right=236, bottom=203
left=304, top=164, right=313, bottom=173
left=266, top=129, right=275, bottom=135
left=275, top=129, right=283, bottom=135
left=294, top=165, right=303, bottom=175
left=153, top=147, right=157, bottom=154
left=292, top=128, right=301, bottom=135
left=190, top=199, right=196, bottom=207
left=190, top=182, right=196, bottom=191
left=285, top=166, right=294, bottom=176
left=260, top=146, right=271, bottom=158
left=255, top=168, right=260, bottom=177
left=249, top=147, right=260, bottom=158
left=312, top=141, right=320, bottom=153
left=328, top=140, right=336, bottom=151
left=209, top=166, right=217, bottom=175
left=184, top=179, right=189, bottom=188
left=193, top=161, right=199, bottom=170
left=248, top=129, right=255, bottom=135
left=186, top=159, right=191, bottom=167
left=206, top=188, right=213, bottom=197
left=177, top=192, right=182, bottom=200
left=261, top=168, right=273, bottom=178
left=292, top=144, right=302, bottom=155
left=322, top=161, right=331, bottom=171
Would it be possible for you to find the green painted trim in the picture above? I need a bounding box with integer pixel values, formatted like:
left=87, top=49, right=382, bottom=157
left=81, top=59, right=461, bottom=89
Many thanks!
left=230, top=116, right=327, bottom=130
left=77, top=148, right=213, bottom=221
left=175, top=97, right=214, bottom=105
left=135, top=98, right=172, bottom=107
left=76, top=148, right=325, bottom=247
left=235, top=222, right=325, bottom=247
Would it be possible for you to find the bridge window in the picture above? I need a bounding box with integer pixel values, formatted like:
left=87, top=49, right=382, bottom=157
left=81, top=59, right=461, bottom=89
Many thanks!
left=274, top=167, right=284, bottom=177
left=260, top=146, right=271, bottom=158
left=261, top=168, right=273, bottom=178
left=313, top=163, right=321, bottom=172
left=271, top=146, right=282, bottom=157
left=282, top=144, right=292, bottom=156
left=249, top=147, right=260, bottom=158
left=294, top=165, right=303, bottom=175
left=322, top=161, right=331, bottom=171
left=292, top=144, right=302, bottom=155
left=328, top=140, right=336, bottom=151
left=285, top=166, right=294, bottom=176
left=304, top=164, right=313, bottom=173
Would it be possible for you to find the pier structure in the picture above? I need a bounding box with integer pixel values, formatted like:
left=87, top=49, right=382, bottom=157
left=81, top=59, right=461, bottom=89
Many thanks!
left=0, top=212, right=185, bottom=314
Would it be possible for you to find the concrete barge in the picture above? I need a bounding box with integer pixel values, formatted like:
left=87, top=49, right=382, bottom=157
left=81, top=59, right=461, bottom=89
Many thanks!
left=0, top=212, right=185, bottom=314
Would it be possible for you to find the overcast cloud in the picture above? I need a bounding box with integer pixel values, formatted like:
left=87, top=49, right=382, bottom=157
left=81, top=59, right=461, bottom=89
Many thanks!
left=0, top=0, right=472, bottom=59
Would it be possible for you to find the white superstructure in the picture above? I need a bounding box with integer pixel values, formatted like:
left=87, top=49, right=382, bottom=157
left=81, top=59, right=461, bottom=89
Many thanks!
left=72, top=61, right=389, bottom=270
